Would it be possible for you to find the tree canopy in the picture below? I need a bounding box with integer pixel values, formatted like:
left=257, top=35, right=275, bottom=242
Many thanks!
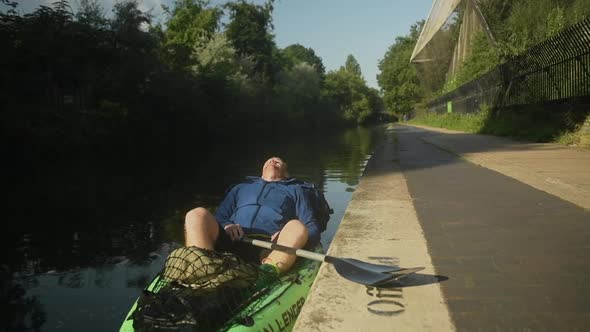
left=344, top=54, right=362, bottom=78
left=377, top=22, right=423, bottom=115
left=162, top=0, right=222, bottom=68
left=224, top=0, right=276, bottom=81
left=324, top=54, right=382, bottom=124
left=1, top=0, right=385, bottom=161
left=281, top=43, right=326, bottom=78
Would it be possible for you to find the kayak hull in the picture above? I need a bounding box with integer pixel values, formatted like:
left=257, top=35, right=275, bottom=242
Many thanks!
left=120, top=247, right=322, bottom=332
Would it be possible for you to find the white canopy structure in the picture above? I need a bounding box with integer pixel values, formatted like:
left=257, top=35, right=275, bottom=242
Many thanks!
left=410, top=0, right=463, bottom=63
left=411, top=0, right=496, bottom=78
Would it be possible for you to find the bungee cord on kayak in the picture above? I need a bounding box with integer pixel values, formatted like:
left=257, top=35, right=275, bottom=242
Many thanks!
left=129, top=247, right=282, bottom=331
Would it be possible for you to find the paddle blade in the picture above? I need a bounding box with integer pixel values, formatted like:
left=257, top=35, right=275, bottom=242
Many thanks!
left=339, top=258, right=404, bottom=273
left=326, top=256, right=395, bottom=286
left=389, top=267, right=425, bottom=281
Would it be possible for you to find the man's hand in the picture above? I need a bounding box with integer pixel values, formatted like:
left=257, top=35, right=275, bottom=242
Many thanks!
left=224, top=224, right=244, bottom=242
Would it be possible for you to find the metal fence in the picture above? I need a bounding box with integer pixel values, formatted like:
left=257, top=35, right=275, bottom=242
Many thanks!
left=428, top=17, right=590, bottom=114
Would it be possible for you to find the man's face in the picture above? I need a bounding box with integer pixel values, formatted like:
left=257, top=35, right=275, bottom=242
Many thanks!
left=262, top=157, right=289, bottom=180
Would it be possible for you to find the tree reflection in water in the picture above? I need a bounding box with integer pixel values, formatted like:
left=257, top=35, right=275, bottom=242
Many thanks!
left=1, top=265, right=46, bottom=332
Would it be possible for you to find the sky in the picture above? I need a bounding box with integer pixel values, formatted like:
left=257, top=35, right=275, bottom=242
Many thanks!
left=6, top=0, right=433, bottom=88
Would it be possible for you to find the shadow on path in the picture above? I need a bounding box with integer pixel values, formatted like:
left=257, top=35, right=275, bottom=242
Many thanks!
left=396, top=124, right=590, bottom=331
left=377, top=273, right=450, bottom=289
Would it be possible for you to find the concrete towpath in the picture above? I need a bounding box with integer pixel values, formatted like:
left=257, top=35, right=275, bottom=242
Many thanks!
left=294, top=125, right=455, bottom=332
left=294, top=124, right=590, bottom=331
left=407, top=124, right=590, bottom=211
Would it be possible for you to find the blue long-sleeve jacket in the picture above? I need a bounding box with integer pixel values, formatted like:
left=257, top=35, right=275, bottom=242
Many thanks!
left=215, top=177, right=320, bottom=247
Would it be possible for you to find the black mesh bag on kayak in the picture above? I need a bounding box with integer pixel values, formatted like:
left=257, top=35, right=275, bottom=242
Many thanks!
left=130, top=246, right=281, bottom=332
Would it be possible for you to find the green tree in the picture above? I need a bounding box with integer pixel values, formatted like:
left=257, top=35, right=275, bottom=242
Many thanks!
left=568, top=0, right=590, bottom=24
left=18, top=0, right=78, bottom=110
left=111, top=0, right=151, bottom=35
left=274, top=62, right=322, bottom=122
left=377, top=22, right=423, bottom=115
left=192, top=31, right=256, bottom=92
left=323, top=67, right=376, bottom=124
left=75, top=0, right=108, bottom=29
left=366, top=87, right=384, bottom=115
left=109, top=0, right=158, bottom=102
left=344, top=54, right=362, bottom=78
left=193, top=32, right=236, bottom=73
left=162, top=0, right=222, bottom=68
left=0, top=0, right=17, bottom=10
left=482, top=0, right=590, bottom=58
left=224, top=0, right=276, bottom=81
left=281, top=43, right=326, bottom=78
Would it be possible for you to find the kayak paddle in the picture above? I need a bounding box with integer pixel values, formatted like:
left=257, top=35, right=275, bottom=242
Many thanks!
left=241, top=237, right=423, bottom=286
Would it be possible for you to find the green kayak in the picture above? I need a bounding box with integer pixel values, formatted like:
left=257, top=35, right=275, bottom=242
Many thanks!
left=120, top=247, right=322, bottom=332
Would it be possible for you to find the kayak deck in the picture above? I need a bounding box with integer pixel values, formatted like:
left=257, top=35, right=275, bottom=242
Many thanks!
left=120, top=246, right=322, bottom=332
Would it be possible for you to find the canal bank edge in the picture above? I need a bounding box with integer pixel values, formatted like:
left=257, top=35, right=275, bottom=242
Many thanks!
left=293, top=125, right=455, bottom=332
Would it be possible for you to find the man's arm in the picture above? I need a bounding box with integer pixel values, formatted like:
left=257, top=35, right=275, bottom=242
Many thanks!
left=294, top=186, right=321, bottom=247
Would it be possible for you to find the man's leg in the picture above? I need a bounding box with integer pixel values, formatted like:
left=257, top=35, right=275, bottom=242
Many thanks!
left=184, top=207, right=219, bottom=250
left=263, top=219, right=308, bottom=273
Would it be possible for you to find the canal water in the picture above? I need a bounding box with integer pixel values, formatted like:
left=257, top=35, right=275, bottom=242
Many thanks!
left=3, top=125, right=387, bottom=331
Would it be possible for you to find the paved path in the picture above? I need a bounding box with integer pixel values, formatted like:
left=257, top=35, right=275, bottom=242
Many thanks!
left=397, top=125, right=590, bottom=331
left=296, top=124, right=590, bottom=331
left=407, top=124, right=590, bottom=210
left=295, top=125, right=454, bottom=332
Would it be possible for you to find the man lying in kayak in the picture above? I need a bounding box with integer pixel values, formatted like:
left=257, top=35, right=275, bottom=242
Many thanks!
left=183, top=157, right=321, bottom=276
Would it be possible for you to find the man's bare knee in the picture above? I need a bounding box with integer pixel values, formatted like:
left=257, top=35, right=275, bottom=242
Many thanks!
left=184, top=207, right=218, bottom=248
left=185, top=207, right=212, bottom=228
left=285, top=219, right=308, bottom=238
left=186, top=207, right=210, bottom=220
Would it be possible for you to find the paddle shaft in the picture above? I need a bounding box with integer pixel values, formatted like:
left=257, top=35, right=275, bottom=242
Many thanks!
left=244, top=238, right=326, bottom=262
left=242, top=237, right=420, bottom=286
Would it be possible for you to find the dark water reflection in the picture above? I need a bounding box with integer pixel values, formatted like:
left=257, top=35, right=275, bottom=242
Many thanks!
left=3, top=125, right=387, bottom=332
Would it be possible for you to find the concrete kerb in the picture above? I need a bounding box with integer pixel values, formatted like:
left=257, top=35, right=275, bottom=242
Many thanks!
left=293, top=125, right=455, bottom=332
